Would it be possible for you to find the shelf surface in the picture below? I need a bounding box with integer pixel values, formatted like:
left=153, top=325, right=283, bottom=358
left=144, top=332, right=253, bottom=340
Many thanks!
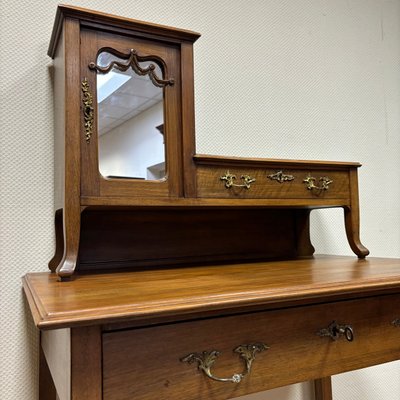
left=23, top=255, right=400, bottom=329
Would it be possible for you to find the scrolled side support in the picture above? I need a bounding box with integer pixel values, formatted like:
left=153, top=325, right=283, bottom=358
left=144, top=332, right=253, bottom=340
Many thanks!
left=343, top=168, right=369, bottom=258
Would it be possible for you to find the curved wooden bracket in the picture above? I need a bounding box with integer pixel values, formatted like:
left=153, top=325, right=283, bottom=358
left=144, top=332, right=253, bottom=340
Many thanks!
left=49, top=206, right=81, bottom=281
left=344, top=206, right=369, bottom=258
left=48, top=209, right=64, bottom=272
left=343, top=169, right=369, bottom=258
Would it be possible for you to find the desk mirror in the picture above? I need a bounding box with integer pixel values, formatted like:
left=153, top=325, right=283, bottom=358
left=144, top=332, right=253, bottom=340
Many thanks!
left=93, top=49, right=166, bottom=180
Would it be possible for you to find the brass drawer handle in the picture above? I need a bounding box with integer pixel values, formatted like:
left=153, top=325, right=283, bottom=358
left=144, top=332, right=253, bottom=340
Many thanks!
left=318, top=321, right=354, bottom=342
left=181, top=342, right=269, bottom=383
left=220, top=171, right=256, bottom=189
left=303, top=175, right=332, bottom=191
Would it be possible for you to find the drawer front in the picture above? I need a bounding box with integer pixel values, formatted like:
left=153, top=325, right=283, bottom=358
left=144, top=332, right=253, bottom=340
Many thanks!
left=103, top=295, right=400, bottom=400
left=196, top=166, right=350, bottom=200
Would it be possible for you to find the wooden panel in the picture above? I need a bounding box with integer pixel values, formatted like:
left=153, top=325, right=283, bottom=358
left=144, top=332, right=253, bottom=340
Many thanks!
left=71, top=326, right=102, bottom=400
left=41, top=329, right=71, bottom=400
left=23, top=256, right=400, bottom=330
left=103, top=294, right=400, bottom=399
left=52, top=26, right=65, bottom=212
left=55, top=17, right=82, bottom=279
left=181, top=41, right=197, bottom=197
left=81, top=195, right=350, bottom=207
left=314, top=377, right=333, bottom=400
left=196, top=165, right=350, bottom=200
left=77, top=208, right=301, bottom=271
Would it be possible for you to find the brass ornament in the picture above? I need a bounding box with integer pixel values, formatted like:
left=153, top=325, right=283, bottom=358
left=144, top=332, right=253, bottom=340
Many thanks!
left=181, top=343, right=269, bottom=383
left=81, top=78, right=94, bottom=142
left=220, top=171, right=256, bottom=190
left=392, top=318, right=400, bottom=327
left=303, top=175, right=333, bottom=191
left=268, top=171, right=295, bottom=183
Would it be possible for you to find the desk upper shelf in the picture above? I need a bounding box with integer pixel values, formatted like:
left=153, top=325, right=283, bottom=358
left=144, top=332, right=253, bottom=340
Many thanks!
left=47, top=5, right=368, bottom=279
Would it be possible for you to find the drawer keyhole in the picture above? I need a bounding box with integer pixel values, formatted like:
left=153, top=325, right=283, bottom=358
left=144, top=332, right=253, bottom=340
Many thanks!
left=318, top=321, right=354, bottom=342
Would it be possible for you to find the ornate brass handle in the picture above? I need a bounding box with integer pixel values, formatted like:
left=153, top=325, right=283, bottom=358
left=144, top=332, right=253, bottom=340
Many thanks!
left=303, top=175, right=332, bottom=191
left=181, top=342, right=269, bottom=383
left=220, top=171, right=256, bottom=189
left=318, top=321, right=354, bottom=342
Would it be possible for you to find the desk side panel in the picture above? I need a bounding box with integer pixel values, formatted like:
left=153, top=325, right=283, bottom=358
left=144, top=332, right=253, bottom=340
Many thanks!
left=41, top=329, right=71, bottom=400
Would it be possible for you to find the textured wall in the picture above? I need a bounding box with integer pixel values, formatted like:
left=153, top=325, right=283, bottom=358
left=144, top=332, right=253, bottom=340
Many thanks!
left=0, top=1, right=399, bottom=399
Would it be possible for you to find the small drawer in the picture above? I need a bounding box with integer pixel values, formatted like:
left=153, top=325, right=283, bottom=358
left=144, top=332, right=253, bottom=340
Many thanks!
left=196, top=165, right=350, bottom=200
left=103, top=294, right=400, bottom=400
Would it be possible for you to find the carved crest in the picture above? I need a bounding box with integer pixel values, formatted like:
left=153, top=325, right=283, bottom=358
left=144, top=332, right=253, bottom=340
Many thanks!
left=89, top=48, right=174, bottom=88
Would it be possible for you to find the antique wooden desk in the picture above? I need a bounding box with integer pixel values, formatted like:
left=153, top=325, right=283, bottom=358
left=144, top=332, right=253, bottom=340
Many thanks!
left=23, top=6, right=400, bottom=400
left=24, top=256, right=400, bottom=400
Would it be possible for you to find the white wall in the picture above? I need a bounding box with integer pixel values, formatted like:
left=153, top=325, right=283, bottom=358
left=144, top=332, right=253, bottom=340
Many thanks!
left=99, top=102, right=164, bottom=179
left=0, top=1, right=399, bottom=399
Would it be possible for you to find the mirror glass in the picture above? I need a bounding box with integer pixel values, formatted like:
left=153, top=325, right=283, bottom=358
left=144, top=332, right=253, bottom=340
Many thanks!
left=96, top=51, right=165, bottom=180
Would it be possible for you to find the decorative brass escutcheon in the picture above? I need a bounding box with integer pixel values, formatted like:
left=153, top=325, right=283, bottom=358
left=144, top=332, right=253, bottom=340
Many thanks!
left=81, top=78, right=94, bottom=142
left=181, top=342, right=269, bottom=383
left=392, top=318, right=400, bottom=327
left=220, top=171, right=256, bottom=189
left=318, top=321, right=354, bottom=342
left=303, top=175, right=333, bottom=192
left=268, top=170, right=295, bottom=183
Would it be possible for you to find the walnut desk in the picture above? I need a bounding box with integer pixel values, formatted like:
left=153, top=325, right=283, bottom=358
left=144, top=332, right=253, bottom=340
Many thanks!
left=27, top=6, right=400, bottom=399
left=23, top=256, right=400, bottom=400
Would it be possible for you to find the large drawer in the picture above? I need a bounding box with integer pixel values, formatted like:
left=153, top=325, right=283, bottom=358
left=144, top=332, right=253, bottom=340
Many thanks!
left=103, top=294, right=400, bottom=400
left=196, top=165, right=350, bottom=200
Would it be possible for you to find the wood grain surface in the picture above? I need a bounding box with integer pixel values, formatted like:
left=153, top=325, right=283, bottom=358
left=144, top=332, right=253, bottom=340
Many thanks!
left=23, top=256, right=400, bottom=330
left=76, top=208, right=304, bottom=272
left=314, top=377, right=333, bottom=400
left=196, top=166, right=350, bottom=199
left=102, top=294, right=400, bottom=399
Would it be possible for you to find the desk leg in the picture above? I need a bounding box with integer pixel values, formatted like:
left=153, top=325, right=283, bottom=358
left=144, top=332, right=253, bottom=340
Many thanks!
left=39, top=344, right=57, bottom=400
left=314, top=376, right=333, bottom=400
left=71, top=326, right=102, bottom=400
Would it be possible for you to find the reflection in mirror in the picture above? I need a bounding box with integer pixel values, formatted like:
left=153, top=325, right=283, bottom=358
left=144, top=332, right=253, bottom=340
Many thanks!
left=95, top=51, right=165, bottom=180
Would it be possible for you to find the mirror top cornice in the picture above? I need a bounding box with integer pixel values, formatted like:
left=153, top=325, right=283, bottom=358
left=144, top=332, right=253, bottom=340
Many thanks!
left=48, top=4, right=201, bottom=58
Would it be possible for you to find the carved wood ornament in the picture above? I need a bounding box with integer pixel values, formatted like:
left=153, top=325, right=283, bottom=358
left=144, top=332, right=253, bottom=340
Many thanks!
left=88, top=47, right=175, bottom=88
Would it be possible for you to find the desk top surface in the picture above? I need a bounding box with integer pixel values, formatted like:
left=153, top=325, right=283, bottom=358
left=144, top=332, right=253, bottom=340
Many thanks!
left=23, top=255, right=400, bottom=330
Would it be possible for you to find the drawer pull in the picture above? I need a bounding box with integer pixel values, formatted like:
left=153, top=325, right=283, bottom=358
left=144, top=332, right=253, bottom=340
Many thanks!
left=303, top=175, right=333, bottom=192
left=318, top=321, right=354, bottom=342
left=181, top=342, right=269, bottom=383
left=220, top=171, right=256, bottom=189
